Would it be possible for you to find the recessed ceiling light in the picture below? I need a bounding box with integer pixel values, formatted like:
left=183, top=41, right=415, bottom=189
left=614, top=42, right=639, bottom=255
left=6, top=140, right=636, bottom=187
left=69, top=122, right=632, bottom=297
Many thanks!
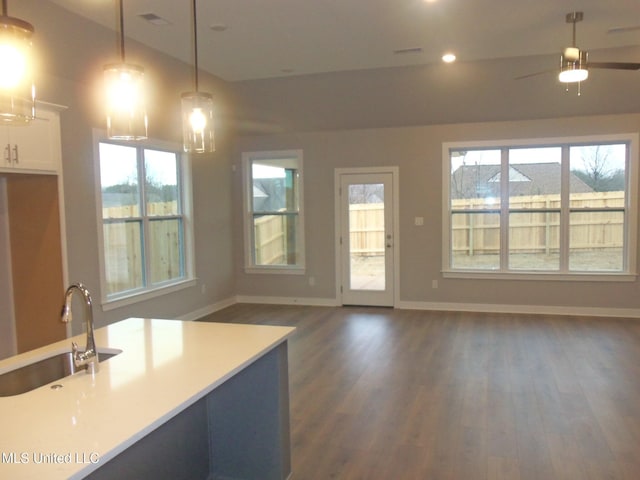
left=138, top=13, right=171, bottom=26
left=442, top=53, right=456, bottom=63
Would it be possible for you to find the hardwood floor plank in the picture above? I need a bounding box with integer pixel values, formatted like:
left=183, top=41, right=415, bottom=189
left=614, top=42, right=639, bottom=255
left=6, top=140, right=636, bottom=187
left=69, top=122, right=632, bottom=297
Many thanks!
left=199, top=305, right=640, bottom=479
left=487, top=456, right=521, bottom=480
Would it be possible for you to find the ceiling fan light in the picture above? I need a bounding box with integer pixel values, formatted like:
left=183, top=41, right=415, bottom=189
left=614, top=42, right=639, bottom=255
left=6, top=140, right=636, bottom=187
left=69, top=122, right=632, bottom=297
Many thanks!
left=559, top=48, right=588, bottom=83
left=559, top=67, right=588, bottom=83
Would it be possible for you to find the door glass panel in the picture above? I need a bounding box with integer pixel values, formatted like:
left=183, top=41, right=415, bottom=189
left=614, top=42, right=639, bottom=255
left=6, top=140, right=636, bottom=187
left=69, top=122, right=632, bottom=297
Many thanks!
left=348, top=183, right=385, bottom=290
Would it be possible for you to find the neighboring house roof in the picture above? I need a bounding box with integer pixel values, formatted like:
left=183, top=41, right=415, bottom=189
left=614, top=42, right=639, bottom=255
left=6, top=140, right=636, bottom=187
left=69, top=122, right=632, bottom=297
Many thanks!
left=253, top=185, right=268, bottom=198
left=450, top=162, right=593, bottom=199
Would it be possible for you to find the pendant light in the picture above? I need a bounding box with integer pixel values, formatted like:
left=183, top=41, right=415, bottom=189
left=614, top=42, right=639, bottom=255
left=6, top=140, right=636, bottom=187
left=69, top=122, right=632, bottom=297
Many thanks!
left=104, top=0, right=148, bottom=140
left=181, top=0, right=215, bottom=153
left=0, top=0, right=36, bottom=124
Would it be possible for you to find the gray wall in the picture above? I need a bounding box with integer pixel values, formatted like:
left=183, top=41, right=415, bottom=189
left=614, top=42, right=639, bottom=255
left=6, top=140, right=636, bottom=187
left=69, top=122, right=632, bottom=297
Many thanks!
left=14, top=1, right=640, bottom=326
left=230, top=41, right=640, bottom=317
left=235, top=114, right=640, bottom=313
left=232, top=44, right=640, bottom=314
left=15, top=1, right=236, bottom=332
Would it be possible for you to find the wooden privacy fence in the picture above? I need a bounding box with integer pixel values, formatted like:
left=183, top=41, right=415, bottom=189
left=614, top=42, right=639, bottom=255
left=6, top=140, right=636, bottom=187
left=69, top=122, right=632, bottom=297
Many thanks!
left=254, top=204, right=387, bottom=263
left=349, top=203, right=385, bottom=255
left=345, top=194, right=623, bottom=257
left=101, top=191, right=624, bottom=288
left=452, top=191, right=624, bottom=255
left=102, top=201, right=181, bottom=294
left=253, top=213, right=299, bottom=265
left=254, top=215, right=287, bottom=265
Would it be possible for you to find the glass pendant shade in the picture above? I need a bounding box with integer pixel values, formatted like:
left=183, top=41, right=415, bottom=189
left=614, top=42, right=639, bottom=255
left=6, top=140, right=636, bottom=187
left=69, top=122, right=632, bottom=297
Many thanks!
left=104, top=63, right=148, bottom=140
left=0, top=15, right=36, bottom=124
left=181, top=0, right=215, bottom=154
left=181, top=91, right=214, bottom=153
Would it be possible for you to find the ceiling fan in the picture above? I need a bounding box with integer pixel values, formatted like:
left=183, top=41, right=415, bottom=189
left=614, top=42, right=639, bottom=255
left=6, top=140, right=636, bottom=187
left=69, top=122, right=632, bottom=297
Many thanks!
left=517, top=12, right=640, bottom=93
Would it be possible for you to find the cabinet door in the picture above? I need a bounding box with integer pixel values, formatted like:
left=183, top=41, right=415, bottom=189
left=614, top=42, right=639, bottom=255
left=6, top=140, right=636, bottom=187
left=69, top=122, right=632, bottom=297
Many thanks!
left=5, top=109, right=60, bottom=173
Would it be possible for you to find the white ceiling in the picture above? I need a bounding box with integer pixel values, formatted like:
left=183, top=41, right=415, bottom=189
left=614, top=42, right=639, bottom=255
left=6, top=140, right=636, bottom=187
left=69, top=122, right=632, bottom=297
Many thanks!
left=46, top=0, right=640, bottom=82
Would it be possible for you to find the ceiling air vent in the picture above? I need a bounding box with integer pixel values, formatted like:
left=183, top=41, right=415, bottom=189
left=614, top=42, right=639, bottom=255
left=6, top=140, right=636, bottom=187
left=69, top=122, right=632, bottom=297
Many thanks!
left=393, top=47, right=423, bottom=55
left=138, top=13, right=171, bottom=26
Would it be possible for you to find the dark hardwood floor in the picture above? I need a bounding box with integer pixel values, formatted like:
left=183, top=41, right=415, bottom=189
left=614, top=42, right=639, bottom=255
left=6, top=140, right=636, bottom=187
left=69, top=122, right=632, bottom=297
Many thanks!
left=199, top=304, right=640, bottom=479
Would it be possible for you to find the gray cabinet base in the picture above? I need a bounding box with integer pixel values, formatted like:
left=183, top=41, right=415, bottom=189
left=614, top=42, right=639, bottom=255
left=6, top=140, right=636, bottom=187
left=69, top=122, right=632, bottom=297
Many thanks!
left=87, top=342, right=291, bottom=480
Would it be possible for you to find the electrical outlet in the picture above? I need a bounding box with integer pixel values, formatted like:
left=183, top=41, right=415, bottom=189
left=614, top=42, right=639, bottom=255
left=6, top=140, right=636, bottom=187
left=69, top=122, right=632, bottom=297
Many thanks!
left=432, top=280, right=438, bottom=289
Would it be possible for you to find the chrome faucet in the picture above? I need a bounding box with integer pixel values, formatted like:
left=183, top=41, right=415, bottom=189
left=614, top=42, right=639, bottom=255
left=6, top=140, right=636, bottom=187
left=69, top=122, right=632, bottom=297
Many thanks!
left=60, top=283, right=99, bottom=374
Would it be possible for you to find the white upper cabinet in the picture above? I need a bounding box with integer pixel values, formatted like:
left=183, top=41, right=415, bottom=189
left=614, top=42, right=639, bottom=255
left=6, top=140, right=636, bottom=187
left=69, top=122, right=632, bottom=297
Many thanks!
left=0, top=108, right=62, bottom=174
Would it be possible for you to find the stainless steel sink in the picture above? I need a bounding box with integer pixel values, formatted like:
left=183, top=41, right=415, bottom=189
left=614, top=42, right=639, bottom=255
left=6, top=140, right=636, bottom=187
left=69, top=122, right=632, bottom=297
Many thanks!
left=0, top=350, right=120, bottom=397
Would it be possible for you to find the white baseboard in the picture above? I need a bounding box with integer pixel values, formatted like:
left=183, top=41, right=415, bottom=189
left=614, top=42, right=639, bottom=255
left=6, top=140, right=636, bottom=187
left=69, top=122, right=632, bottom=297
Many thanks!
left=178, top=296, right=237, bottom=321
left=396, top=300, right=640, bottom=319
left=235, top=295, right=339, bottom=307
left=179, top=295, right=640, bottom=321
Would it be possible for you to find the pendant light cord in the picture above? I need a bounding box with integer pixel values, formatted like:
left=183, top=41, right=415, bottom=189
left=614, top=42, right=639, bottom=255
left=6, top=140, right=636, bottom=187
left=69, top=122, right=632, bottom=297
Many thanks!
left=193, top=0, right=199, bottom=92
left=119, top=0, right=126, bottom=62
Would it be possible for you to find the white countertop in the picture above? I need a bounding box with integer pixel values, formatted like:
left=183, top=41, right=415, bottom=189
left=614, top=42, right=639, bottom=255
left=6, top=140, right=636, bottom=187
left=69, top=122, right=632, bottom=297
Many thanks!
left=0, top=318, right=295, bottom=479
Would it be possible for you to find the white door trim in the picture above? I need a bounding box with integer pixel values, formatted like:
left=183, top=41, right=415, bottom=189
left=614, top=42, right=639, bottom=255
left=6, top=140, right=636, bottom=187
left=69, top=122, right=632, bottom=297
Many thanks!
left=334, top=166, right=400, bottom=307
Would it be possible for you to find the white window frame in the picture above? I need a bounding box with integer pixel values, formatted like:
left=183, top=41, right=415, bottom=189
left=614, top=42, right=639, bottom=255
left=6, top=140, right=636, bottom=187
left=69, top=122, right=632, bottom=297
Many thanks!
left=94, top=133, right=195, bottom=310
left=442, top=133, right=638, bottom=281
left=242, top=149, right=306, bottom=274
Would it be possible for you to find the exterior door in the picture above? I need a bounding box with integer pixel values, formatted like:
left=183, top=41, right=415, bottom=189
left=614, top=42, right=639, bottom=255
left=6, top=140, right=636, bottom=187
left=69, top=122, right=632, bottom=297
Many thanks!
left=338, top=171, right=396, bottom=306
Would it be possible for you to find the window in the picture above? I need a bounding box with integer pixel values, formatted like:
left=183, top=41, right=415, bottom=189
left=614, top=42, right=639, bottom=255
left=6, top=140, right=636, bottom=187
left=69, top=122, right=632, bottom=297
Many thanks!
left=444, top=135, right=637, bottom=278
left=242, top=150, right=305, bottom=273
left=97, top=140, right=193, bottom=304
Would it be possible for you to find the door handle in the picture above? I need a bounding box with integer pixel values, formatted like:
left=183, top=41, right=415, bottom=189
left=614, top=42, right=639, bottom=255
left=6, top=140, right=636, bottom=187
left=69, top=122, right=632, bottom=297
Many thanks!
left=4, top=144, right=10, bottom=164
left=12, top=145, right=18, bottom=164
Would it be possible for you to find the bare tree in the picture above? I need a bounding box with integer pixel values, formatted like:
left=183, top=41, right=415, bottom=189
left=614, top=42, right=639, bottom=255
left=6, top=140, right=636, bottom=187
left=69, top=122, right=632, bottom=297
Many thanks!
left=348, top=183, right=384, bottom=204
left=572, top=146, right=624, bottom=192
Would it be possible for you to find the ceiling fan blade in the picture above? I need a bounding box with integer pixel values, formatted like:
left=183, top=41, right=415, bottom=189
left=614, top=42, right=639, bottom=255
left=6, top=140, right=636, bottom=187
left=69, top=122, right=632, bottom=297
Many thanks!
left=514, top=68, right=557, bottom=80
left=587, top=61, right=640, bottom=70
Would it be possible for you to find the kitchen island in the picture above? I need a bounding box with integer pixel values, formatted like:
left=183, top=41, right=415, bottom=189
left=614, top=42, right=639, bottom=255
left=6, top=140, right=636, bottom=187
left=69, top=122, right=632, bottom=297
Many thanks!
left=0, top=318, right=295, bottom=479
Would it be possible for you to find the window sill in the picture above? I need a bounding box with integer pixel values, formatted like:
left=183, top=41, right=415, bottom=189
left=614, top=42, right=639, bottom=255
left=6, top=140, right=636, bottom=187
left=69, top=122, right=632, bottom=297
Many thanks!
left=244, top=266, right=306, bottom=275
left=442, top=270, right=637, bottom=282
left=101, top=278, right=197, bottom=312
